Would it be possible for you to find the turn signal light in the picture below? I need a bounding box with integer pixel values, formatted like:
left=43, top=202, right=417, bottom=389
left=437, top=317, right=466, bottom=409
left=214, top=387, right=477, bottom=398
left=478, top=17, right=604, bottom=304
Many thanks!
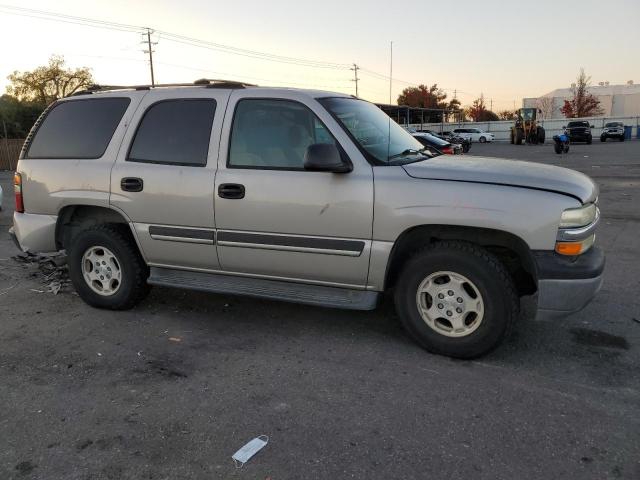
left=14, top=172, right=24, bottom=213
left=555, top=235, right=595, bottom=256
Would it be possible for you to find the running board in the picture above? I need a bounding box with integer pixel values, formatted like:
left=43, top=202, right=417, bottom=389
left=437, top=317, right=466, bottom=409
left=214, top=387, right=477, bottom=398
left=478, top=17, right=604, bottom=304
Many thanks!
left=148, top=267, right=379, bottom=310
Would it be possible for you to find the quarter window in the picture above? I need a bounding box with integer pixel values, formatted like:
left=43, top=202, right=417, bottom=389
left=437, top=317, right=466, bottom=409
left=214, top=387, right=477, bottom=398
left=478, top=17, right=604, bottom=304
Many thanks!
left=128, top=99, right=216, bottom=166
left=26, top=98, right=130, bottom=159
left=229, top=99, right=336, bottom=169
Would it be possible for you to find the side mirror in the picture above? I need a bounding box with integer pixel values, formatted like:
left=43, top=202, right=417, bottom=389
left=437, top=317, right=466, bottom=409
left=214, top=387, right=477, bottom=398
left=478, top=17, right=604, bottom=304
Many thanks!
left=304, top=143, right=352, bottom=173
left=562, top=125, right=567, bottom=129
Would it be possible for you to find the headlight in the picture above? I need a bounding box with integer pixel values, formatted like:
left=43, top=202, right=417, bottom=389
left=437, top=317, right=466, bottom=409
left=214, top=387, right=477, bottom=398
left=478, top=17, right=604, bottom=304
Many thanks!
left=559, top=203, right=597, bottom=228
left=556, top=203, right=599, bottom=255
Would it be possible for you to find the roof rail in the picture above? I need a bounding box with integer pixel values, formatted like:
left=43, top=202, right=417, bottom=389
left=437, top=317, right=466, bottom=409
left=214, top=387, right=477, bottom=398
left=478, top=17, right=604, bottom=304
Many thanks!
left=70, top=78, right=258, bottom=96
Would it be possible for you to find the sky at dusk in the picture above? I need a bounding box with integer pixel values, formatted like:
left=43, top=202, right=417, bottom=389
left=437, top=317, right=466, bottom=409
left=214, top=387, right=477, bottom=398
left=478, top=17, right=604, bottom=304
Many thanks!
left=0, top=0, right=638, bottom=110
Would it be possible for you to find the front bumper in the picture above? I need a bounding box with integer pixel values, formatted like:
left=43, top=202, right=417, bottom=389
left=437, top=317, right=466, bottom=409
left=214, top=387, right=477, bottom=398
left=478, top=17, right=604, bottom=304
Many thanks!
left=568, top=131, right=591, bottom=142
left=533, top=247, right=605, bottom=319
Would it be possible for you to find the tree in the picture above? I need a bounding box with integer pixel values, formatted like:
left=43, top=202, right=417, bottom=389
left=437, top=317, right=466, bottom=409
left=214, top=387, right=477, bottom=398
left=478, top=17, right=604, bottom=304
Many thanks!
left=6, top=55, right=94, bottom=106
left=0, top=95, right=44, bottom=138
left=397, top=84, right=452, bottom=122
left=497, top=110, right=517, bottom=120
left=465, top=95, right=499, bottom=122
left=397, top=84, right=447, bottom=109
left=536, top=96, right=554, bottom=119
left=560, top=69, right=603, bottom=118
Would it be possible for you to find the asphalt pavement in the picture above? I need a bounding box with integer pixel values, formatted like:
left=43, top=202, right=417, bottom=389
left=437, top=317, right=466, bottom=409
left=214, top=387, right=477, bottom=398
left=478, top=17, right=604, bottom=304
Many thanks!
left=0, top=140, right=638, bottom=479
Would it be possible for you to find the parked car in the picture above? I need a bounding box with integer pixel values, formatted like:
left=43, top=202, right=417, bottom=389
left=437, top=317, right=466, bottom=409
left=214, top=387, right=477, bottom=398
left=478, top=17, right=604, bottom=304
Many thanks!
left=600, top=122, right=625, bottom=142
left=415, top=130, right=471, bottom=153
left=565, top=121, right=594, bottom=144
left=453, top=128, right=495, bottom=143
left=9, top=80, right=604, bottom=359
left=439, top=131, right=472, bottom=153
left=412, top=132, right=462, bottom=155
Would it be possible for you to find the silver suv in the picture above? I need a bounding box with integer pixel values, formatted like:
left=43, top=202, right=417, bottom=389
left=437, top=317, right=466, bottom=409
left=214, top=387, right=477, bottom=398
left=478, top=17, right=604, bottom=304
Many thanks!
left=9, top=80, right=604, bottom=358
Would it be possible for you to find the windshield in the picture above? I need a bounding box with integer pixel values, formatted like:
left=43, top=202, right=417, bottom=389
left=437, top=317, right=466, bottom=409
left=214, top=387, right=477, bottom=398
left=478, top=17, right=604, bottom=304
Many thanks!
left=605, top=122, right=622, bottom=127
left=568, top=121, right=589, bottom=127
left=319, top=97, right=433, bottom=165
left=521, top=109, right=535, bottom=121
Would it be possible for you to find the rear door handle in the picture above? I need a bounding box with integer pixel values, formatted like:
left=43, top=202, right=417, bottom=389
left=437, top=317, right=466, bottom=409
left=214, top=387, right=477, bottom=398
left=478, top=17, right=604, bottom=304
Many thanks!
left=218, top=183, right=245, bottom=199
left=121, top=177, right=143, bottom=192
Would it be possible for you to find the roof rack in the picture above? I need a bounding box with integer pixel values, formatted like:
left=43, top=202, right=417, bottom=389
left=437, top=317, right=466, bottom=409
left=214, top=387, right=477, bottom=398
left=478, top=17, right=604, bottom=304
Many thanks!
left=70, top=78, right=257, bottom=96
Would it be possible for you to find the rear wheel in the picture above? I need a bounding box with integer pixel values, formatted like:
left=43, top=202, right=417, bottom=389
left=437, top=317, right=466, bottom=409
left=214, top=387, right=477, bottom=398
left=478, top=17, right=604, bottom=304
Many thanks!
left=394, top=241, right=517, bottom=359
left=554, top=142, right=563, bottom=154
left=68, top=224, right=150, bottom=310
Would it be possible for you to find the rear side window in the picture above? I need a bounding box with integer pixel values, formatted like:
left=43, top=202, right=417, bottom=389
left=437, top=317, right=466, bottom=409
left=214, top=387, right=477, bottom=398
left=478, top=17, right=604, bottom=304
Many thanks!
left=128, top=99, right=216, bottom=166
left=26, top=98, right=130, bottom=159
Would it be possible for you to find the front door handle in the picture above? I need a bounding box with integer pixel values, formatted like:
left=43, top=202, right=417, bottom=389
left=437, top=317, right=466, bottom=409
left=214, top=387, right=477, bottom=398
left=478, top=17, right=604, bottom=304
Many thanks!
left=218, top=183, right=245, bottom=199
left=121, top=177, right=143, bottom=192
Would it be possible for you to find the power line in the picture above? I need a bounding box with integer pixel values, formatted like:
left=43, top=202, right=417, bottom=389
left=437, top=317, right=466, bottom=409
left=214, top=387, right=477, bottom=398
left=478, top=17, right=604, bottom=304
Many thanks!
left=158, top=34, right=349, bottom=70
left=0, top=4, right=145, bottom=33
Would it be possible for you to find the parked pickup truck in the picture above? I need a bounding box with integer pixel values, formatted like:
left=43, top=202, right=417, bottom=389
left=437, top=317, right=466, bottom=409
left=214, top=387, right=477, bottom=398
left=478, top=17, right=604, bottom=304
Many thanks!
left=9, top=80, right=604, bottom=358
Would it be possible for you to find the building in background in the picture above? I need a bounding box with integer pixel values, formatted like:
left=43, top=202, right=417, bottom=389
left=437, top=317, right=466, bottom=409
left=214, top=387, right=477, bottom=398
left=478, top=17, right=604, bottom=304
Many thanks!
left=523, top=81, right=640, bottom=119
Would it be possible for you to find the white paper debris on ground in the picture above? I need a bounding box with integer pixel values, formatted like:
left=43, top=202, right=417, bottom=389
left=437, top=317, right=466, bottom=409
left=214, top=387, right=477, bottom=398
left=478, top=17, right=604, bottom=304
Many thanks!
left=232, top=435, right=269, bottom=468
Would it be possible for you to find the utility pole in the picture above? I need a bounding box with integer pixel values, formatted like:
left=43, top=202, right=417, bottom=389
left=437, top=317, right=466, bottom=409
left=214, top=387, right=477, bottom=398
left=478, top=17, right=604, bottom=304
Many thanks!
left=142, top=28, right=157, bottom=86
left=490, top=98, right=493, bottom=112
left=389, top=41, right=393, bottom=104
left=350, top=63, right=360, bottom=97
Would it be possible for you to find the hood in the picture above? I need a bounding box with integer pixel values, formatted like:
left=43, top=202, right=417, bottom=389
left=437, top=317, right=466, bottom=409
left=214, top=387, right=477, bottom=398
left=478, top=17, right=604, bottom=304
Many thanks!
left=402, top=156, right=598, bottom=203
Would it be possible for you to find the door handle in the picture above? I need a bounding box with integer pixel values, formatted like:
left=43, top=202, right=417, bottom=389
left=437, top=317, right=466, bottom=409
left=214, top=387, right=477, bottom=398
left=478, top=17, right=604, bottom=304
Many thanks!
left=121, top=177, right=144, bottom=192
left=218, top=183, right=245, bottom=199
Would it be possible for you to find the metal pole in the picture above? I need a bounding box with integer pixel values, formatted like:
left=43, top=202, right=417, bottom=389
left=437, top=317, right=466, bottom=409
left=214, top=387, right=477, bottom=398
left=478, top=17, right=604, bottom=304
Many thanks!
left=351, top=63, right=360, bottom=97
left=389, top=41, right=393, bottom=104
left=146, top=28, right=155, bottom=86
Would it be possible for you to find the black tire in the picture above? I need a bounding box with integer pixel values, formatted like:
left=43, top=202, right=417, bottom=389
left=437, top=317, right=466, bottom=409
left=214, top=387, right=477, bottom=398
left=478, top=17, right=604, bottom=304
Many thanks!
left=564, top=144, right=570, bottom=153
left=554, top=143, right=563, bottom=154
left=394, top=241, right=517, bottom=359
left=479, top=136, right=486, bottom=143
left=68, top=224, right=150, bottom=310
left=586, top=136, right=592, bottom=145
left=620, top=136, right=625, bottom=142
left=600, top=136, right=606, bottom=142
left=537, top=127, right=545, bottom=144
left=515, top=130, right=523, bottom=145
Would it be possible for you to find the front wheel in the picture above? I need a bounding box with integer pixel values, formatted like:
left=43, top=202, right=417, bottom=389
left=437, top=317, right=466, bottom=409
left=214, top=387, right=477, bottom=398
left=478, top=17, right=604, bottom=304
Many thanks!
left=479, top=136, right=486, bottom=143
left=620, top=136, right=625, bottom=142
left=68, top=224, right=150, bottom=310
left=586, top=137, right=592, bottom=145
left=394, top=241, right=517, bottom=359
left=600, top=136, right=606, bottom=142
